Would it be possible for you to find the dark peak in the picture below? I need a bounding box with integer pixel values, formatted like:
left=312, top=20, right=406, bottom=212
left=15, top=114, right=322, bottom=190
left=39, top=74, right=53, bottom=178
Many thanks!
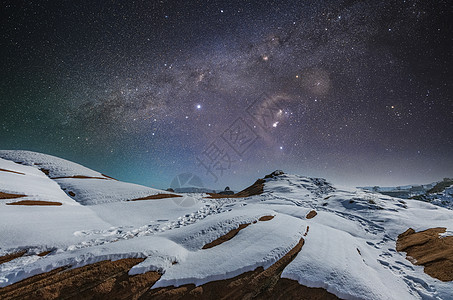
left=427, top=178, right=453, bottom=194
left=206, top=170, right=284, bottom=199
left=264, top=170, right=284, bottom=179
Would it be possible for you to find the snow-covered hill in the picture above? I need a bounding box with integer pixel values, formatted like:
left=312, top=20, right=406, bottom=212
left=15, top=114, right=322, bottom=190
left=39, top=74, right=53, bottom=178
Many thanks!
left=0, top=150, right=175, bottom=205
left=0, top=151, right=452, bottom=299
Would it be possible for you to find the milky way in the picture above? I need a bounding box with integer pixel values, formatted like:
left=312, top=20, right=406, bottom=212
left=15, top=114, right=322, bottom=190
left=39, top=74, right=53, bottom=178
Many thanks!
left=1, top=0, right=452, bottom=189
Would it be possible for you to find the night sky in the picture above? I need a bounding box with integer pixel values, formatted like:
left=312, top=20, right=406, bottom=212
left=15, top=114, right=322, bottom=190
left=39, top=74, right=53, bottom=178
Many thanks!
left=1, top=0, right=452, bottom=190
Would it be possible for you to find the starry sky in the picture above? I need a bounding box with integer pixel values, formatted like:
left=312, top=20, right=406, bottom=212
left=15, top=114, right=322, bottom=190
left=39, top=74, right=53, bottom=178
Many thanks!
left=1, top=0, right=452, bottom=190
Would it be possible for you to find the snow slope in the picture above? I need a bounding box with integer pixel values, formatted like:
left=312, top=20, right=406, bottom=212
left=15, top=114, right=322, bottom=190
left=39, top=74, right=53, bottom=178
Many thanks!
left=0, top=150, right=107, bottom=179
left=1, top=151, right=452, bottom=299
left=0, top=157, right=76, bottom=206
left=0, top=157, right=111, bottom=250
left=0, top=150, right=172, bottom=205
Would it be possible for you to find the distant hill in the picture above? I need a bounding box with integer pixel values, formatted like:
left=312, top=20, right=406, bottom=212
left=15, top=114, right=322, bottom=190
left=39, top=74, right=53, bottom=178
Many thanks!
left=410, top=178, right=453, bottom=210
left=360, top=178, right=453, bottom=210
left=359, top=182, right=437, bottom=199
left=173, top=187, right=217, bottom=194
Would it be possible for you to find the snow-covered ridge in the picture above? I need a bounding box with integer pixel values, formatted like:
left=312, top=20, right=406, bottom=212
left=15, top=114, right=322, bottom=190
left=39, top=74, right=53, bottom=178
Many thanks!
left=1, top=151, right=453, bottom=299
left=0, top=150, right=107, bottom=179
left=0, top=157, right=77, bottom=206
left=0, top=150, right=175, bottom=205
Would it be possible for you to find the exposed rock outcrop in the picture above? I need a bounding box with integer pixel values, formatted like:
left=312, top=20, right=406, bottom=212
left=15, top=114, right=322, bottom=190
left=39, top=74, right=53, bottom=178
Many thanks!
left=397, top=227, right=453, bottom=281
left=130, top=193, right=182, bottom=201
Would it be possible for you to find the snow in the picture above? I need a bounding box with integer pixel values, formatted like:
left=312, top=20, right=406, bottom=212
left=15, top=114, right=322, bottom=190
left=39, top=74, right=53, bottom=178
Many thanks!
left=0, top=158, right=76, bottom=205
left=0, top=150, right=170, bottom=205
left=0, top=150, right=106, bottom=179
left=0, top=236, right=187, bottom=287
left=0, top=157, right=113, bottom=249
left=152, top=210, right=304, bottom=288
left=54, top=177, right=172, bottom=205
left=359, top=180, right=453, bottom=211
left=282, top=217, right=414, bottom=299
left=1, top=150, right=453, bottom=299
